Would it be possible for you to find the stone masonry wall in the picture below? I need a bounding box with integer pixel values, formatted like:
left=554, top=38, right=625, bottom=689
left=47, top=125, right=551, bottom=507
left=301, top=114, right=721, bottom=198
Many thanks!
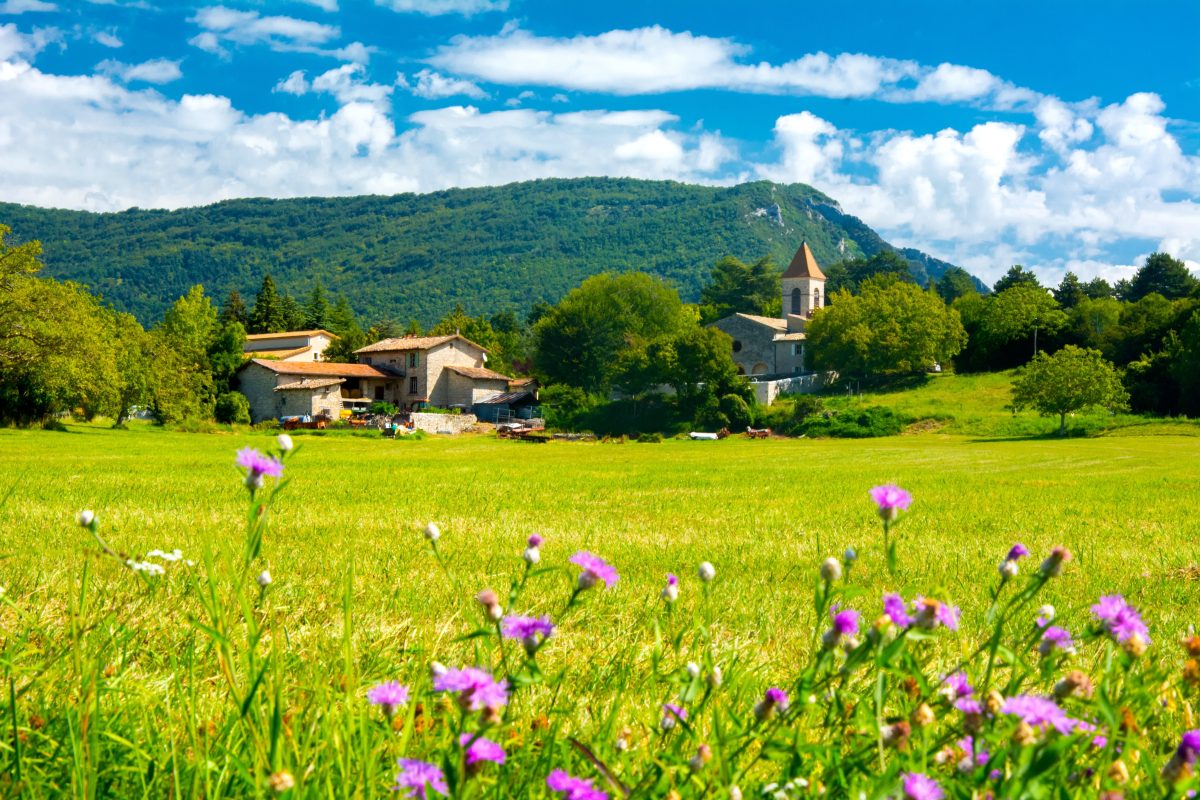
left=411, top=412, right=477, bottom=435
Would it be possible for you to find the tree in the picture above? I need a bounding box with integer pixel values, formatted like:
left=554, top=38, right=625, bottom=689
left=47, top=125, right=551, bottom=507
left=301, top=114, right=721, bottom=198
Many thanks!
left=158, top=285, right=218, bottom=417
left=218, top=289, right=249, bottom=327
left=1053, top=272, right=1087, bottom=309
left=533, top=272, right=692, bottom=394
left=279, top=292, right=306, bottom=331
left=208, top=321, right=247, bottom=393
left=1012, top=345, right=1128, bottom=435
left=1127, top=252, right=1198, bottom=302
left=404, top=318, right=423, bottom=336
left=699, top=255, right=778, bottom=322
left=214, top=391, right=251, bottom=425
left=806, top=277, right=967, bottom=377
left=250, top=274, right=285, bottom=334
left=935, top=267, right=978, bottom=303
left=324, top=325, right=367, bottom=363
left=993, top=265, right=1041, bottom=293
left=1068, top=297, right=1122, bottom=350
left=108, top=310, right=156, bottom=426
left=304, top=282, right=332, bottom=330
left=327, top=295, right=358, bottom=337
left=1082, top=277, right=1114, bottom=300
left=823, top=251, right=914, bottom=297
left=976, top=285, right=1068, bottom=367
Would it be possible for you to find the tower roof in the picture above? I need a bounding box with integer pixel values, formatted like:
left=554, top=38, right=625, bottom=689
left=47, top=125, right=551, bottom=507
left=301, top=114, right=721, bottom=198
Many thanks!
left=782, top=242, right=826, bottom=280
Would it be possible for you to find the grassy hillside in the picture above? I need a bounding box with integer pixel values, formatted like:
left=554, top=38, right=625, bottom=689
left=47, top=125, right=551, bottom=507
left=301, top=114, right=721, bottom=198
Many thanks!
left=0, top=178, right=968, bottom=325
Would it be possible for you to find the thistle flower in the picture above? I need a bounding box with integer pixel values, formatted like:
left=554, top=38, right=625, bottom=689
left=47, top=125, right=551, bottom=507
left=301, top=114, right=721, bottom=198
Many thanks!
left=77, top=509, right=95, bottom=527
left=1053, top=670, right=1094, bottom=700
left=820, top=557, right=842, bottom=582
left=912, top=598, right=960, bottom=631
left=236, top=447, right=283, bottom=490
left=366, top=681, right=410, bottom=718
left=1000, top=694, right=1078, bottom=735
left=1040, top=545, right=1071, bottom=577
left=956, top=736, right=989, bottom=770
left=1091, top=594, right=1150, bottom=645
left=570, top=552, right=618, bottom=589
left=688, top=743, right=713, bottom=772
left=423, top=522, right=441, bottom=542
left=661, top=702, right=687, bottom=730
left=883, top=593, right=914, bottom=627
left=459, top=733, right=505, bottom=767
left=501, top=614, right=554, bottom=655
left=661, top=573, right=679, bottom=603
left=1036, top=604, right=1056, bottom=627
left=754, top=687, right=789, bottom=721
left=881, top=720, right=911, bottom=748
left=433, top=667, right=509, bottom=713
left=901, top=772, right=943, bottom=800
left=393, top=759, right=447, bottom=799
left=869, top=484, right=912, bottom=522
left=546, top=769, right=608, bottom=800
left=475, top=588, right=504, bottom=621
left=1039, top=625, right=1075, bottom=656
left=1006, top=543, right=1029, bottom=561
left=697, top=561, right=716, bottom=582
left=1163, top=730, right=1200, bottom=783
left=940, top=671, right=974, bottom=700
left=276, top=433, right=294, bottom=453
left=822, top=606, right=861, bottom=649
left=998, top=559, right=1019, bottom=579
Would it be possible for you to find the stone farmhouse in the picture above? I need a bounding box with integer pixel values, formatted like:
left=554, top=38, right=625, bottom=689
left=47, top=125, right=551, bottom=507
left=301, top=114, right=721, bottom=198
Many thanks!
left=242, top=329, right=338, bottom=362
left=235, top=333, right=515, bottom=423
left=710, top=242, right=826, bottom=378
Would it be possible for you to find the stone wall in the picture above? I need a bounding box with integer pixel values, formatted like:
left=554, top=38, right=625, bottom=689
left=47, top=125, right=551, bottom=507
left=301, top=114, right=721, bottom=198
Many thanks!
left=411, top=412, right=478, bottom=435
left=237, top=362, right=284, bottom=423
left=752, top=371, right=838, bottom=405
left=710, top=315, right=779, bottom=376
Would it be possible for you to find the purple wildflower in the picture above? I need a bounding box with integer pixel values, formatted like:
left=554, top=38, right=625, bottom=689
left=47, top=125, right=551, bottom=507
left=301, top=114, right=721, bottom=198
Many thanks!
left=883, top=593, right=913, bottom=627
left=501, top=615, right=555, bottom=641
left=459, top=733, right=506, bottom=766
left=912, top=597, right=960, bottom=630
left=547, top=770, right=608, bottom=800
left=901, top=772, right=944, bottom=800
left=831, top=606, right=861, bottom=636
left=666, top=573, right=678, bottom=586
left=1006, top=542, right=1029, bottom=560
left=870, top=484, right=912, bottom=511
left=235, top=447, right=283, bottom=487
left=661, top=702, right=687, bottom=729
left=935, top=602, right=962, bottom=630
left=1039, top=625, right=1075, bottom=655
left=366, top=681, right=410, bottom=716
left=958, top=736, right=989, bottom=768
left=433, top=667, right=510, bottom=711
left=392, top=759, right=447, bottom=799
left=1000, top=694, right=1078, bottom=735
left=1091, top=594, right=1150, bottom=644
left=941, top=671, right=973, bottom=699
left=765, top=687, right=789, bottom=709
left=569, top=552, right=619, bottom=589
left=527, top=533, right=544, bottom=548
left=1178, top=730, right=1200, bottom=764
left=955, top=698, right=983, bottom=714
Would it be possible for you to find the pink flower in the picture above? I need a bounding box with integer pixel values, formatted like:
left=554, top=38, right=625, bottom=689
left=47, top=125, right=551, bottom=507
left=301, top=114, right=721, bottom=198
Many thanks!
left=570, top=552, right=618, bottom=589
left=883, top=593, right=914, bottom=627
left=1091, top=594, right=1150, bottom=644
left=392, top=759, right=447, bottom=799
left=459, top=733, right=505, bottom=765
left=546, top=769, right=608, bottom=800
left=901, top=772, right=943, bottom=800
left=235, top=447, right=283, bottom=488
left=433, top=667, right=509, bottom=711
left=869, top=484, right=912, bottom=519
left=366, top=681, right=409, bottom=716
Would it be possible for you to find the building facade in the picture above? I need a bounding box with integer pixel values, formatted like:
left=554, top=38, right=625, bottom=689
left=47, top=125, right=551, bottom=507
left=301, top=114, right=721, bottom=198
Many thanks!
left=243, top=330, right=338, bottom=362
left=236, top=359, right=398, bottom=422
left=355, top=334, right=514, bottom=410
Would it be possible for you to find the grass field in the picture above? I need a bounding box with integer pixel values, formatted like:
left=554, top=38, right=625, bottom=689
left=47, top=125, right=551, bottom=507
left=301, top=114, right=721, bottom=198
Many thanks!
left=2, top=423, right=1200, bottom=796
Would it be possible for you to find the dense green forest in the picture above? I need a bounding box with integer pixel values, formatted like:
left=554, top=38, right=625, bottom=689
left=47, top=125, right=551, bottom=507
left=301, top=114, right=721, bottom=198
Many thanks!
left=0, top=178, right=977, bottom=326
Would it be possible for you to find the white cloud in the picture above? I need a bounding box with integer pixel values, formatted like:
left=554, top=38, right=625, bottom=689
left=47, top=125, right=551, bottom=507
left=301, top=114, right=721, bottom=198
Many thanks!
left=311, top=63, right=393, bottom=106
left=188, top=6, right=369, bottom=62
left=274, top=69, right=309, bottom=95
left=92, top=30, right=122, bottom=48
left=299, top=0, right=338, bottom=10
left=375, top=0, right=508, bottom=16
left=399, top=68, right=486, bottom=99
left=96, top=57, right=181, bottom=84
left=0, top=0, right=56, bottom=14
left=0, top=21, right=55, bottom=61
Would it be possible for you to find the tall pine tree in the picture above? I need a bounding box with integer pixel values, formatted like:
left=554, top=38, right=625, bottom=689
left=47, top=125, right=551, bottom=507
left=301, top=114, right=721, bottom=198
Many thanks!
left=304, top=282, right=332, bottom=330
left=218, top=289, right=249, bottom=327
left=250, top=275, right=285, bottom=334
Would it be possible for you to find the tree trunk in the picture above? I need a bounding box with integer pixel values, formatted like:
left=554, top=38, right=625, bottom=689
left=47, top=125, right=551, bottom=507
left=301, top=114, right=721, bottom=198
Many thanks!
left=1058, top=412, right=1066, bottom=437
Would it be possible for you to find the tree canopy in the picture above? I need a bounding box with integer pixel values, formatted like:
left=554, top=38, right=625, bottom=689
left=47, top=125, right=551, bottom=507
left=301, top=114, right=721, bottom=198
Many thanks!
left=698, top=255, right=779, bottom=323
left=1127, top=252, right=1198, bottom=302
left=1012, top=345, right=1128, bottom=435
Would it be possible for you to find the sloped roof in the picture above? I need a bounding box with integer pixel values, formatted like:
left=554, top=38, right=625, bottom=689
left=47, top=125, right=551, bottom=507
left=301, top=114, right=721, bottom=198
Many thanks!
left=444, top=364, right=513, bottom=382
left=243, top=345, right=311, bottom=360
left=245, top=329, right=338, bottom=341
left=274, top=378, right=345, bottom=392
left=773, top=332, right=807, bottom=342
left=475, top=390, right=535, bottom=405
left=242, top=359, right=389, bottom=379
left=782, top=242, right=826, bottom=280
left=734, top=313, right=789, bottom=331
left=355, top=334, right=489, bottom=355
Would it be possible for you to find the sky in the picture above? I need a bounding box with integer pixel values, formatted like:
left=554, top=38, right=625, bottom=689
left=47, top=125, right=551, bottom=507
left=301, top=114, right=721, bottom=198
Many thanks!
left=0, top=0, right=1198, bottom=286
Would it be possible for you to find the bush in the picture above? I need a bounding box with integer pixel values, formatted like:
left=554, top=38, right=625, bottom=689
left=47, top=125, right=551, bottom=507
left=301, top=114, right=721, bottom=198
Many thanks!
left=369, top=401, right=398, bottom=416
left=692, top=394, right=729, bottom=430
left=789, top=394, right=825, bottom=423
left=540, top=385, right=597, bottom=430
left=214, top=392, right=251, bottom=425
left=799, top=405, right=905, bottom=438
left=636, top=432, right=663, bottom=443
left=719, top=394, right=752, bottom=429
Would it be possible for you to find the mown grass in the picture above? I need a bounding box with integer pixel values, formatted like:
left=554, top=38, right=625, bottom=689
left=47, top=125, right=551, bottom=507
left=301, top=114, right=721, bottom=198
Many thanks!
left=1, top=423, right=1199, bottom=795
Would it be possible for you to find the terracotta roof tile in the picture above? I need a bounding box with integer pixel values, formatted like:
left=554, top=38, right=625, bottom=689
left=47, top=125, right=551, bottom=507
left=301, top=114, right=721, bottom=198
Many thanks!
left=243, top=359, right=389, bottom=379
left=245, top=329, right=339, bottom=341
left=734, top=313, right=789, bottom=331
left=355, top=334, right=488, bottom=354
left=444, top=364, right=513, bottom=381
left=781, top=242, right=826, bottom=280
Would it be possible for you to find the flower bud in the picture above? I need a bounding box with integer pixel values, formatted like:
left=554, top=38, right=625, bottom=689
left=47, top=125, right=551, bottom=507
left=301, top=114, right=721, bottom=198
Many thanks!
left=912, top=703, right=935, bottom=728
left=985, top=690, right=1005, bottom=715
left=820, top=557, right=842, bottom=582
left=661, top=583, right=678, bottom=603
left=1013, top=720, right=1037, bottom=746
left=708, top=666, right=723, bottom=688
left=697, top=561, right=716, bottom=582
left=1123, top=632, right=1149, bottom=658
left=999, top=560, right=1019, bottom=579
left=1108, top=760, right=1129, bottom=784
left=1037, top=604, right=1056, bottom=624
left=276, top=433, right=294, bottom=453
left=689, top=744, right=713, bottom=772
left=257, top=570, right=272, bottom=587
left=615, top=727, right=631, bottom=751
left=269, top=771, right=295, bottom=793
left=729, top=786, right=742, bottom=800
left=423, top=522, right=441, bottom=542
left=475, top=589, right=503, bottom=621
left=1040, top=546, right=1071, bottom=577
left=523, top=546, right=540, bottom=565
left=482, top=704, right=502, bottom=726
left=881, top=721, right=910, bottom=749
left=77, top=509, right=95, bottom=527
left=686, top=662, right=701, bottom=679
left=1053, top=670, right=1094, bottom=700
left=843, top=547, right=857, bottom=564
left=430, top=661, right=448, bottom=679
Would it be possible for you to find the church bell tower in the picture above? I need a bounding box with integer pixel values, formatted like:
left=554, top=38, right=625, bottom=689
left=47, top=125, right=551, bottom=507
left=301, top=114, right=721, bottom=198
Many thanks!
left=781, top=241, right=826, bottom=320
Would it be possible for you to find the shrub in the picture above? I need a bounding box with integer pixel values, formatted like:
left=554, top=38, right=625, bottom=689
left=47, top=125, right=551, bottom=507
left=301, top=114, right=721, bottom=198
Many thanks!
left=369, top=401, right=398, bottom=416
left=214, top=391, right=251, bottom=425
left=800, top=405, right=905, bottom=438
left=790, top=393, right=825, bottom=423
left=636, top=432, right=663, bottom=443
left=540, top=384, right=597, bottom=430
left=719, top=393, right=752, bottom=429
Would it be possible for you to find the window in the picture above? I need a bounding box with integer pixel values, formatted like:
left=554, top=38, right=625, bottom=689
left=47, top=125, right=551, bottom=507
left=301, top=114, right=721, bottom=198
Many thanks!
left=374, top=386, right=384, bottom=401
left=408, top=352, right=419, bottom=368
left=791, top=287, right=802, bottom=314
left=813, top=288, right=821, bottom=308
left=792, top=343, right=800, bottom=355
left=313, top=352, right=319, bottom=361
left=409, top=376, right=418, bottom=394
left=732, top=340, right=742, bottom=353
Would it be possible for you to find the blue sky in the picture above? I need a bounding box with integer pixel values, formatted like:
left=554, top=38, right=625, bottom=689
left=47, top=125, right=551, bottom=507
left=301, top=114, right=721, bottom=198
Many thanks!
left=1, top=0, right=1198, bottom=285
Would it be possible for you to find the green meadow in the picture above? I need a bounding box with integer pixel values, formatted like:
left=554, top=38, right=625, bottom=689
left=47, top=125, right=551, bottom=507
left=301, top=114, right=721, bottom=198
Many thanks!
left=2, top=416, right=1200, bottom=795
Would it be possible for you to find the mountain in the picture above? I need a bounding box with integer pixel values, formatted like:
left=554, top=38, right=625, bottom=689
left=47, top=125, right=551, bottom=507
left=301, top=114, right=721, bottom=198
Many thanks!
left=0, top=178, right=982, bottom=326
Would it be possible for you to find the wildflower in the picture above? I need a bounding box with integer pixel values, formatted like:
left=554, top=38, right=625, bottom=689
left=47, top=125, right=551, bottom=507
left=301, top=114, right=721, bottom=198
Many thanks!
left=999, top=559, right=1019, bottom=579
left=1164, top=730, right=1200, bottom=782
left=955, top=697, right=983, bottom=715
left=869, top=484, right=912, bottom=522
left=661, top=703, right=687, bottom=730
left=546, top=769, right=608, bottom=800
left=501, top=614, right=554, bottom=655
left=941, top=671, right=974, bottom=700
left=697, top=561, right=716, bottom=582
left=1039, top=625, right=1075, bottom=656
left=956, top=736, right=989, bottom=771
left=236, top=447, right=283, bottom=490
left=689, top=743, right=713, bottom=772
left=393, top=759, right=447, bottom=799
left=1036, top=604, right=1056, bottom=627
left=423, top=522, right=440, bottom=542
left=912, top=703, right=935, bottom=727
left=1053, top=670, right=1094, bottom=700
left=1040, top=545, right=1071, bottom=577
left=1012, top=720, right=1037, bottom=746
left=883, top=593, right=914, bottom=627
left=754, top=687, right=789, bottom=721
left=1006, top=543, right=1030, bottom=561
left=429, top=661, right=448, bottom=679
left=729, top=785, right=742, bottom=800
left=844, top=547, right=857, bottom=564
left=1091, top=595, right=1150, bottom=644
left=147, top=548, right=185, bottom=562
left=901, top=772, right=943, bottom=800
left=913, top=598, right=960, bottom=631
left=1000, top=694, right=1078, bottom=735
left=881, top=720, right=911, bottom=749
left=276, top=433, right=294, bottom=453
left=820, top=556, right=842, bottom=582
left=686, top=662, right=701, bottom=679
left=822, top=606, right=861, bottom=649
left=77, top=509, right=95, bottom=527
left=524, top=534, right=542, bottom=564
left=661, top=573, right=679, bottom=603
left=614, top=727, right=631, bottom=751
left=433, top=667, right=509, bottom=713
left=367, top=681, right=410, bottom=718
left=475, top=589, right=504, bottom=621
left=459, top=733, right=505, bottom=768
left=1108, top=760, right=1129, bottom=784
left=570, top=552, right=618, bottom=589
left=269, top=771, right=295, bottom=792
left=985, top=690, right=1005, bottom=715
left=708, top=665, right=723, bottom=688
left=126, top=559, right=166, bottom=576
left=257, top=570, right=272, bottom=588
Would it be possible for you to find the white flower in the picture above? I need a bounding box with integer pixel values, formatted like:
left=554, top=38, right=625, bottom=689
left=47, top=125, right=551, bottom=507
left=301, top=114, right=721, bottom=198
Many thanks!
left=423, top=522, right=441, bottom=542
left=126, top=560, right=165, bottom=576
left=686, top=662, right=701, bottom=679
left=1037, top=604, right=1056, bottom=623
left=147, top=549, right=184, bottom=562
left=77, top=509, right=95, bottom=527
left=697, top=561, right=716, bottom=582
left=820, top=557, right=842, bottom=582
left=523, top=546, right=540, bottom=565
left=276, top=433, right=294, bottom=453
left=430, top=661, right=448, bottom=678
left=257, top=570, right=272, bottom=587
left=999, top=560, right=1019, bottom=579
left=661, top=583, right=678, bottom=603
left=708, top=666, right=723, bottom=687
left=729, top=785, right=742, bottom=800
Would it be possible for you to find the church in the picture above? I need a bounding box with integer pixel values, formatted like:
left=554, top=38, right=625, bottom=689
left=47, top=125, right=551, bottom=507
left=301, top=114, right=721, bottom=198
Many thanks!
left=709, top=242, right=826, bottom=378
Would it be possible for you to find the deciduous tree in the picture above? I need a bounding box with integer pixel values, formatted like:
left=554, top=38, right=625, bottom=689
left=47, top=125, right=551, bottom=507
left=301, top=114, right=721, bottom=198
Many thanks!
left=1012, top=345, right=1128, bottom=435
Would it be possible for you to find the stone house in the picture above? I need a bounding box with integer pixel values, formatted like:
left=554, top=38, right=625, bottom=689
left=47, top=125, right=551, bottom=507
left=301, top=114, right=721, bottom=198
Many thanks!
left=243, top=329, right=338, bottom=362
left=235, top=359, right=398, bottom=422
left=710, top=242, right=827, bottom=377
left=354, top=334, right=514, bottom=410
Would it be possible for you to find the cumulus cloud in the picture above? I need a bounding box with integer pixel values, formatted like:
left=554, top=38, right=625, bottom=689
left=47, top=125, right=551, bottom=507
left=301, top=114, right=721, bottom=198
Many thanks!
left=398, top=68, right=486, bottom=99
left=375, top=0, right=508, bottom=16
left=96, top=57, right=182, bottom=84
left=299, top=0, right=338, bottom=11
left=0, top=0, right=56, bottom=14
left=0, top=22, right=56, bottom=61
left=92, top=29, right=123, bottom=48
left=188, top=6, right=369, bottom=62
